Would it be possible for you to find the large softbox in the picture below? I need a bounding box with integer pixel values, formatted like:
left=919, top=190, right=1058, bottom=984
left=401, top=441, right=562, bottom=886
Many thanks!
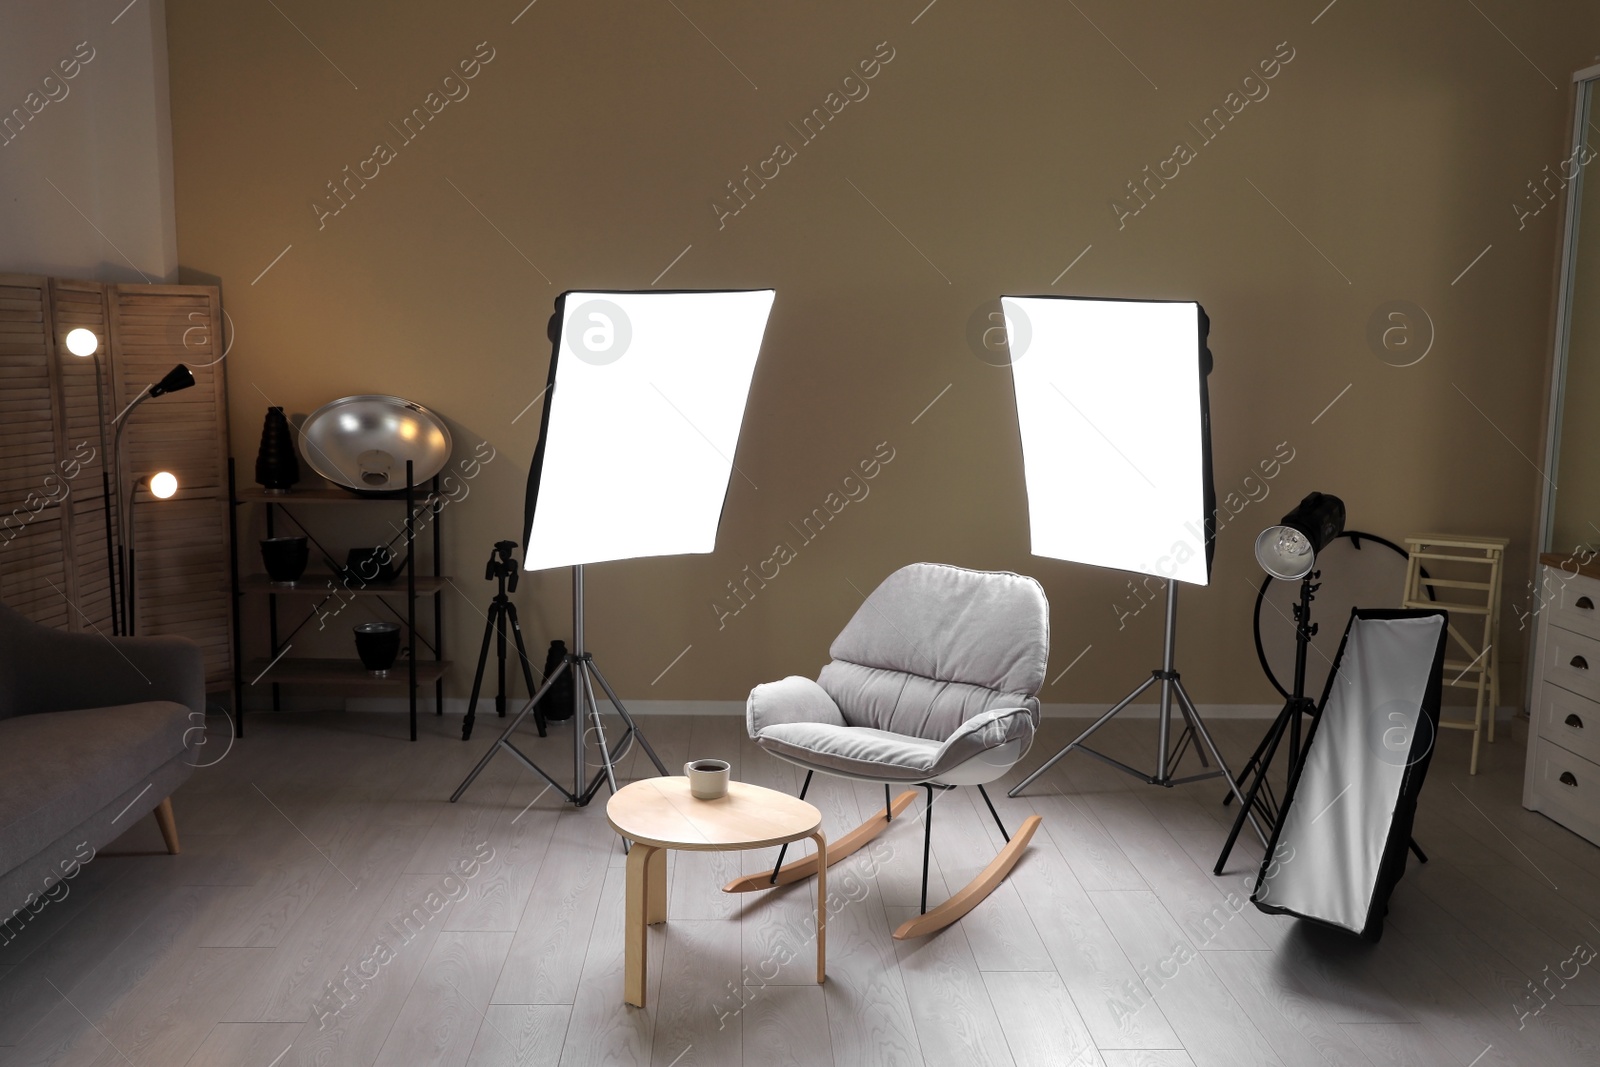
left=1002, top=296, right=1216, bottom=585
left=522, top=288, right=776, bottom=571
left=1252, top=608, right=1448, bottom=940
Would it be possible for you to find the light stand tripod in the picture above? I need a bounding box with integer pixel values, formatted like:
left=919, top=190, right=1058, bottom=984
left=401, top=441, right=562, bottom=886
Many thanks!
left=1009, top=581, right=1268, bottom=848
left=450, top=564, right=668, bottom=807
left=461, top=541, right=546, bottom=743
left=1213, top=572, right=1430, bottom=875
left=1213, top=571, right=1320, bottom=874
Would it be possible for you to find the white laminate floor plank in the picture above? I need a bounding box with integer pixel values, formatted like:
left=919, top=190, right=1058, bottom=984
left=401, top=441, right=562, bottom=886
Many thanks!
left=1201, top=949, right=1376, bottom=1067
left=464, top=1004, right=570, bottom=1067
left=491, top=806, right=611, bottom=1006
left=886, top=906, right=1014, bottom=1067
left=650, top=918, right=742, bottom=1067
left=1010, top=839, right=1181, bottom=1051
left=444, top=775, right=562, bottom=933
left=280, top=872, right=464, bottom=1067
left=738, top=984, right=834, bottom=1067
left=1088, top=890, right=1282, bottom=1067
left=182, top=1021, right=301, bottom=1066
left=816, top=870, right=923, bottom=1067
left=557, top=865, right=660, bottom=1067
left=1338, top=1022, right=1462, bottom=1067
left=981, top=970, right=1105, bottom=1067
left=371, top=930, right=513, bottom=1067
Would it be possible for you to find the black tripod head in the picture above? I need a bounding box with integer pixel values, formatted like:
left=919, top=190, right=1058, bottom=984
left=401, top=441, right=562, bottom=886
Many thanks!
left=486, top=540, right=521, bottom=592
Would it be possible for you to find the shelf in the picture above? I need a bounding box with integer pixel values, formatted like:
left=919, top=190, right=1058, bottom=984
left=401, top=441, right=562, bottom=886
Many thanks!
left=241, top=573, right=450, bottom=596
left=235, top=486, right=435, bottom=505
left=245, top=657, right=451, bottom=686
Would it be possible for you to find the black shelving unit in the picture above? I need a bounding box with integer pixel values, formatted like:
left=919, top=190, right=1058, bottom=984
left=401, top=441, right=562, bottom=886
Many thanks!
left=227, top=458, right=448, bottom=740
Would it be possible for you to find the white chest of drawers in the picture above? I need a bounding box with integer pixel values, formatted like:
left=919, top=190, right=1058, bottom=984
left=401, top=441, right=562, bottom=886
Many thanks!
left=1524, top=563, right=1600, bottom=845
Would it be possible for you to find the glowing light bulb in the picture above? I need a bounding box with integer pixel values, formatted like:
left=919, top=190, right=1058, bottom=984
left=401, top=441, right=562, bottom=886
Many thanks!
left=64, top=328, right=98, bottom=356
left=148, top=471, right=178, bottom=499
left=1277, top=529, right=1310, bottom=559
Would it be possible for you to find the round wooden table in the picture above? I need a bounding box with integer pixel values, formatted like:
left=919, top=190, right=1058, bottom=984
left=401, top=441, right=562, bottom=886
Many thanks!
left=606, top=777, right=826, bottom=1007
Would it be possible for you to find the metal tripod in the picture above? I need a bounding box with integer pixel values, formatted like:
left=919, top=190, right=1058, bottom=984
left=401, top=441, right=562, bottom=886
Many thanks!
left=1213, top=572, right=1320, bottom=873
left=1009, top=581, right=1268, bottom=848
left=450, top=564, right=668, bottom=807
left=1213, top=574, right=1429, bottom=874
left=461, top=541, right=545, bottom=743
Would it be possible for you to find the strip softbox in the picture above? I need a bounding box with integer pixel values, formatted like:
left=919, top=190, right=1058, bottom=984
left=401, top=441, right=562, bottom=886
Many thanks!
left=1252, top=608, right=1447, bottom=940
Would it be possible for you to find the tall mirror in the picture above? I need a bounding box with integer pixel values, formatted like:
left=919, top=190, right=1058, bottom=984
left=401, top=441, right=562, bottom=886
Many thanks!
left=1544, top=70, right=1600, bottom=554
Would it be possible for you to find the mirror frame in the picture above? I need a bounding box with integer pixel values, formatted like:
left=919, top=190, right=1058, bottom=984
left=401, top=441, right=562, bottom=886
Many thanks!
left=1538, top=62, right=1600, bottom=554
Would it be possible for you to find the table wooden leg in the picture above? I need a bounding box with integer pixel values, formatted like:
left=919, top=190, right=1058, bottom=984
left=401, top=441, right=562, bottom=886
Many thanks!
left=647, top=844, right=667, bottom=925
left=625, top=843, right=659, bottom=1007
left=811, top=831, right=827, bottom=984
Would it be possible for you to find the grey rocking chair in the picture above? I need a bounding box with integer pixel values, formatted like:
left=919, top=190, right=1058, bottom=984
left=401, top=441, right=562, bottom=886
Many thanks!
left=725, top=563, right=1048, bottom=939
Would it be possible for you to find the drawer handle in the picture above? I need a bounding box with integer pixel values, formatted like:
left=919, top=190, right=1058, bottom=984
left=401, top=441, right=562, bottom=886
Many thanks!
left=1567, top=713, right=1585, bottom=729
left=1572, top=655, right=1590, bottom=670
left=1579, top=596, right=1596, bottom=610
left=1560, top=771, right=1579, bottom=787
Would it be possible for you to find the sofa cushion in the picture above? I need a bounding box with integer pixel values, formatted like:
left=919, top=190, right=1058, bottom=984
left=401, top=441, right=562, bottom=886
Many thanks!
left=0, top=702, right=191, bottom=868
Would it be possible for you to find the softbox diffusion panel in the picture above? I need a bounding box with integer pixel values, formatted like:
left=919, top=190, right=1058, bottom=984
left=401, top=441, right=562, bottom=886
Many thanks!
left=523, top=289, right=776, bottom=571
left=1003, top=296, right=1215, bottom=585
left=1253, top=609, right=1447, bottom=940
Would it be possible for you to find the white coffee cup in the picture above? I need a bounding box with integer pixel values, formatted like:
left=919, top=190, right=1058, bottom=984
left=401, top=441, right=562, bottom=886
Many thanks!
left=684, top=758, right=730, bottom=800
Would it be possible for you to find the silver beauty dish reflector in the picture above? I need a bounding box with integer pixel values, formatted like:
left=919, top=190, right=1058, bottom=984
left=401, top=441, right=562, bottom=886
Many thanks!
left=300, top=395, right=452, bottom=492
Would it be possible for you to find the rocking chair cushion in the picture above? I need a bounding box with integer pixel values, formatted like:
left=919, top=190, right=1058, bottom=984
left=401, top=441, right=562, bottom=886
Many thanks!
left=752, top=705, right=1034, bottom=783
left=747, top=676, right=847, bottom=738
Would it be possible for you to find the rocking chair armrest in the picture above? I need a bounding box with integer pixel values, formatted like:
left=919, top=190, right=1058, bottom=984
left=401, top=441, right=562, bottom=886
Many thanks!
left=934, top=706, right=1036, bottom=770
left=747, top=675, right=847, bottom=738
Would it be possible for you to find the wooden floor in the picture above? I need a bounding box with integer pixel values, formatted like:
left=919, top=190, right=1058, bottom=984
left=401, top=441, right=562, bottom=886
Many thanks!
left=2, top=708, right=1598, bottom=1067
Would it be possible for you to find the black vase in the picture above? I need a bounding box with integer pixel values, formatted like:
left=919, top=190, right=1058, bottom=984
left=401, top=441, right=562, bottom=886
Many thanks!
left=255, top=406, right=300, bottom=492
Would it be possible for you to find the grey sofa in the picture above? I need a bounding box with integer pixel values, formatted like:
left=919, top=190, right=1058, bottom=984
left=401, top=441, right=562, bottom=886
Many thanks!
left=0, top=599, right=202, bottom=932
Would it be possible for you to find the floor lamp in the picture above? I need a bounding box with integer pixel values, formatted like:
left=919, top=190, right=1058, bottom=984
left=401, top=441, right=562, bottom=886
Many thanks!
left=62, top=329, right=118, bottom=629
left=124, top=471, right=180, bottom=635
left=451, top=287, right=777, bottom=808
left=110, top=363, right=196, bottom=634
left=996, top=296, right=1264, bottom=845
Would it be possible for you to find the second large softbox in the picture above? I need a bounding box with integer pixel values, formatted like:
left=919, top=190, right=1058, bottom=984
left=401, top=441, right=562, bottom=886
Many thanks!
left=1252, top=608, right=1447, bottom=940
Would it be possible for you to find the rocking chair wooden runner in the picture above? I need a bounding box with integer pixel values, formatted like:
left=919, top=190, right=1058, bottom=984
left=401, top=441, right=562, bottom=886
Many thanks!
left=723, top=563, right=1048, bottom=939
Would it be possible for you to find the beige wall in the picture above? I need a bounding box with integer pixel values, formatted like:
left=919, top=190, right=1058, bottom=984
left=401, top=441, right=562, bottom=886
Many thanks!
left=164, top=0, right=1600, bottom=709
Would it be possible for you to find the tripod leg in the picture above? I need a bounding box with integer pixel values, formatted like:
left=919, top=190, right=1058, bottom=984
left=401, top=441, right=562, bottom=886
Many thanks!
left=495, top=604, right=508, bottom=719
left=1213, top=701, right=1292, bottom=874
left=1408, top=838, right=1428, bottom=864
left=1009, top=673, right=1160, bottom=797
left=451, top=658, right=573, bottom=803
left=587, top=658, right=669, bottom=776
left=1171, top=679, right=1267, bottom=850
left=577, top=666, right=621, bottom=806
left=1173, top=699, right=1209, bottom=768
left=504, top=602, right=546, bottom=737
left=1223, top=719, right=1278, bottom=807
left=461, top=602, right=500, bottom=742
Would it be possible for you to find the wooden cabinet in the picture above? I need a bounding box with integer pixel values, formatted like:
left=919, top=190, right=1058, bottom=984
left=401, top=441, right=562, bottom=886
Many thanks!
left=1524, top=561, right=1600, bottom=845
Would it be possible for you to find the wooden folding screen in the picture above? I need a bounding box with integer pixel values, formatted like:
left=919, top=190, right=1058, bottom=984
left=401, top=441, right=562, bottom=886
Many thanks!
left=0, top=274, right=232, bottom=690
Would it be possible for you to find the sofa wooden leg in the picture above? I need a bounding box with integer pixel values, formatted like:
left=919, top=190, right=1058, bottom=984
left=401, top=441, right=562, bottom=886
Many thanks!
left=154, top=797, right=180, bottom=855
